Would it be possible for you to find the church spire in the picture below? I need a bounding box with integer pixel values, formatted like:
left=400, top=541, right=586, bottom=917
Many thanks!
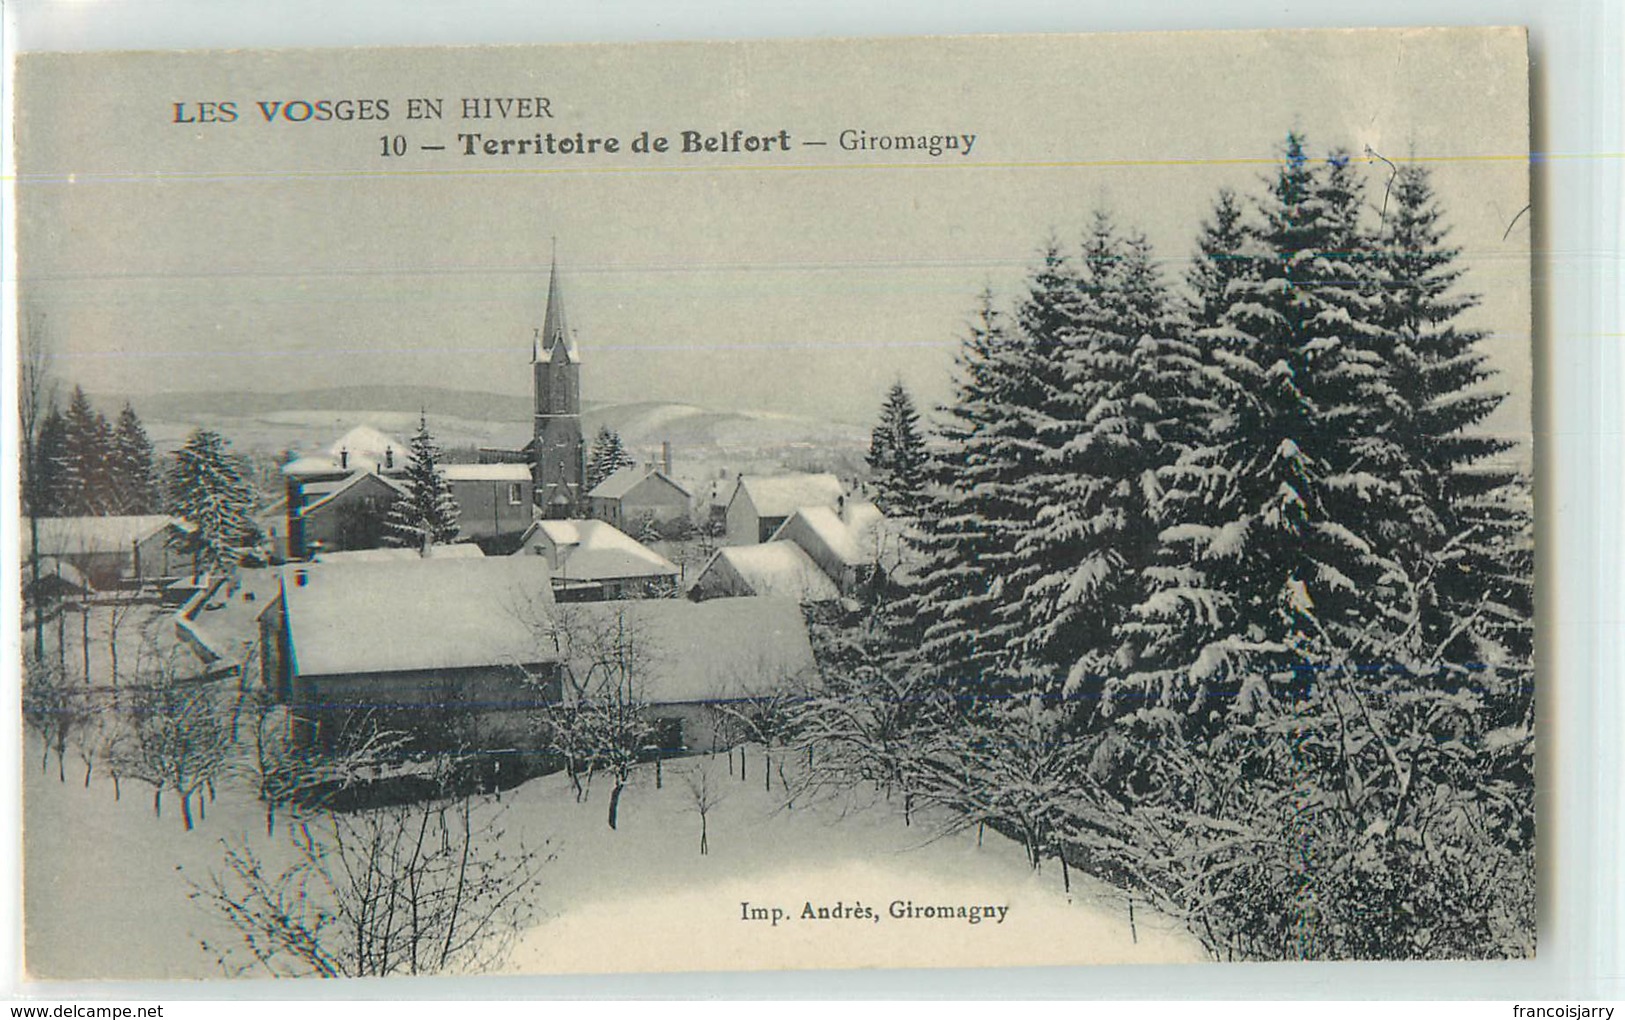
left=535, top=244, right=580, bottom=364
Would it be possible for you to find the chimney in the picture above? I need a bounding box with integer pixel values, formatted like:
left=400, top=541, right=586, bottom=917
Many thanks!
left=339, top=447, right=349, bottom=470
left=295, top=568, right=308, bottom=588
left=385, top=447, right=394, bottom=470
left=661, top=441, right=673, bottom=476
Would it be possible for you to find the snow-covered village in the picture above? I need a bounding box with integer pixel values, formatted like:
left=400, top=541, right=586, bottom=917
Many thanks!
left=13, top=31, right=1537, bottom=983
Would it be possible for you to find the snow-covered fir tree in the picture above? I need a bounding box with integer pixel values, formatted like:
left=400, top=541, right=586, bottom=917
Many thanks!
left=1007, top=215, right=1205, bottom=705
left=31, top=405, right=71, bottom=518
left=59, top=386, right=114, bottom=516
left=110, top=403, right=161, bottom=515
left=585, top=425, right=635, bottom=490
left=866, top=381, right=928, bottom=518
left=897, top=287, right=1050, bottom=692
left=1372, top=161, right=1533, bottom=674
left=1121, top=134, right=1392, bottom=714
left=168, top=428, right=261, bottom=574
left=383, top=413, right=461, bottom=551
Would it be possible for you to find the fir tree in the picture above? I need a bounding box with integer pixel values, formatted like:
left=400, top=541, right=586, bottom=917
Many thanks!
left=32, top=406, right=71, bottom=518
left=585, top=426, right=635, bottom=491
left=866, top=382, right=928, bottom=517
left=60, top=386, right=113, bottom=515
left=899, top=283, right=1053, bottom=694
left=1372, top=161, right=1532, bottom=675
left=110, top=403, right=161, bottom=515
left=383, top=413, right=461, bottom=550
left=1123, top=134, right=1390, bottom=715
left=1009, top=215, right=1204, bottom=706
left=168, top=428, right=261, bottom=574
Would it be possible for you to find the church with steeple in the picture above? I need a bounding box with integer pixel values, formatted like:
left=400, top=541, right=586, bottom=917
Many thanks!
left=480, top=254, right=587, bottom=518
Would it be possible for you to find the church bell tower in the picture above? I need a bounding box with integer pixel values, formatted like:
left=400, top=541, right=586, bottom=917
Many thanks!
left=532, top=253, right=585, bottom=517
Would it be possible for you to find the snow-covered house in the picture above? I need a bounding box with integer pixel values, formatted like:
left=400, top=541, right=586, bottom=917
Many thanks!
left=24, top=514, right=188, bottom=588
left=587, top=465, right=691, bottom=530
left=285, top=471, right=407, bottom=560
left=555, top=596, right=817, bottom=754
left=689, top=542, right=841, bottom=603
left=281, top=426, right=412, bottom=560
left=513, top=518, right=679, bottom=601
left=441, top=463, right=534, bottom=546
left=259, top=556, right=560, bottom=749
left=766, top=499, right=886, bottom=595
left=724, top=472, right=845, bottom=545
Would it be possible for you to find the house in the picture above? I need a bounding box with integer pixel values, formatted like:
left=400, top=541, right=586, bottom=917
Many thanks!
left=281, top=425, right=412, bottom=559
left=689, top=542, right=841, bottom=603
left=587, top=461, right=691, bottom=531
left=724, top=472, right=845, bottom=545
left=513, top=518, right=679, bottom=601
left=766, top=499, right=886, bottom=595
left=442, top=463, right=535, bottom=547
left=259, top=556, right=561, bottom=750
left=24, top=515, right=188, bottom=589
left=554, top=596, right=817, bottom=755
left=286, top=470, right=407, bottom=560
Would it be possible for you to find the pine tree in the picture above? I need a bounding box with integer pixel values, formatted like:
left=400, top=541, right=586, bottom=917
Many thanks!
left=899, top=282, right=1054, bottom=695
left=585, top=426, right=635, bottom=491
left=32, top=406, right=71, bottom=518
left=1122, top=134, right=1390, bottom=715
left=1009, top=214, right=1206, bottom=706
left=110, top=403, right=161, bottom=515
left=169, top=428, right=261, bottom=574
left=383, top=413, right=461, bottom=550
left=866, top=382, right=928, bottom=517
left=1372, top=161, right=1532, bottom=675
left=60, top=386, right=114, bottom=515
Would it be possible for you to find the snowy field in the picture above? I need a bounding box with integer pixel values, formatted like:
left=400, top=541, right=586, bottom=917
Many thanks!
left=23, top=733, right=1203, bottom=981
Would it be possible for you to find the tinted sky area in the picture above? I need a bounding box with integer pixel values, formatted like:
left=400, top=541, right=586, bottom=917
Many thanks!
left=17, top=30, right=1529, bottom=433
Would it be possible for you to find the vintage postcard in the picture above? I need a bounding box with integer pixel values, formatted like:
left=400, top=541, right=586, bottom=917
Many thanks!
left=12, top=28, right=1534, bottom=980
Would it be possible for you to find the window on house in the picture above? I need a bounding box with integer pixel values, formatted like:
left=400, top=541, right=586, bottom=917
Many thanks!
left=508, top=483, right=523, bottom=505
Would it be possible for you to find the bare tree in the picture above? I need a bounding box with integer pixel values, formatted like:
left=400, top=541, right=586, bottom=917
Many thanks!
left=117, top=645, right=233, bottom=829
left=714, top=656, right=815, bottom=801
left=19, top=307, right=56, bottom=661
left=552, top=603, right=655, bottom=830
left=678, top=758, right=730, bottom=856
left=196, top=794, right=549, bottom=977
left=22, top=651, right=80, bottom=782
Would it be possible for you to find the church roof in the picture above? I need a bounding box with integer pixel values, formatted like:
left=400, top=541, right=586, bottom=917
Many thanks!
left=534, top=256, right=581, bottom=364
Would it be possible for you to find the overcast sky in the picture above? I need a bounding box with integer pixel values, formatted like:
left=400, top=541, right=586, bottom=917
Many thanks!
left=16, top=29, right=1530, bottom=434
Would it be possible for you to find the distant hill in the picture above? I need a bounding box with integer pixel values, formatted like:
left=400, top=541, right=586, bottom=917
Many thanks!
left=91, top=386, right=536, bottom=424
left=93, top=387, right=871, bottom=481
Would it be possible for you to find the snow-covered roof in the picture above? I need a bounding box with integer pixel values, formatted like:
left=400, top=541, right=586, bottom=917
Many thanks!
left=557, top=597, right=815, bottom=704
left=25, top=515, right=180, bottom=556
left=769, top=501, right=886, bottom=567
left=34, top=557, right=92, bottom=592
left=442, top=463, right=533, bottom=482
left=732, top=473, right=845, bottom=519
left=281, top=557, right=557, bottom=677
left=298, top=471, right=406, bottom=517
left=518, top=519, right=678, bottom=581
left=587, top=465, right=692, bottom=501
left=283, top=426, right=410, bottom=477
left=710, top=542, right=840, bottom=602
